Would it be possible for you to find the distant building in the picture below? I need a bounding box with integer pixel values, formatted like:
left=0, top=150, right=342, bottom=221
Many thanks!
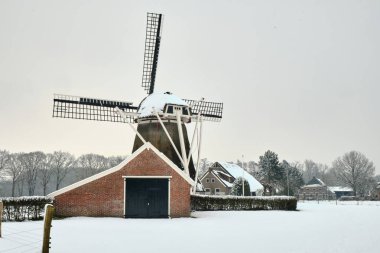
left=298, top=177, right=355, bottom=200
left=200, top=162, right=263, bottom=196
left=374, top=183, right=380, bottom=200
left=298, top=177, right=332, bottom=200
left=328, top=186, right=354, bottom=199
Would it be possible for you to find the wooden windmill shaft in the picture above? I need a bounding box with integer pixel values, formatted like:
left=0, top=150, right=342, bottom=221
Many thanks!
left=132, top=122, right=196, bottom=179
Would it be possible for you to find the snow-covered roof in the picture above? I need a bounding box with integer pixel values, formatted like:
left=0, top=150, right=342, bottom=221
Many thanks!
left=215, top=170, right=232, bottom=178
left=302, top=184, right=326, bottom=188
left=217, top=162, right=263, bottom=192
left=138, top=92, right=188, bottom=118
left=328, top=186, right=353, bottom=193
left=213, top=172, right=234, bottom=188
left=306, top=177, right=326, bottom=186
left=316, top=178, right=325, bottom=185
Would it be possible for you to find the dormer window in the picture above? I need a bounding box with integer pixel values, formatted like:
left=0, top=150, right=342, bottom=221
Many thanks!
left=167, top=105, right=174, bottom=114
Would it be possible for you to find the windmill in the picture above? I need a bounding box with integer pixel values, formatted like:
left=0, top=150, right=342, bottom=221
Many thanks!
left=52, top=13, right=223, bottom=190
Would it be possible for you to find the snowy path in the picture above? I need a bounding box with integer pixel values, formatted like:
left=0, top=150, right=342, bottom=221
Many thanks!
left=1, top=201, right=379, bottom=253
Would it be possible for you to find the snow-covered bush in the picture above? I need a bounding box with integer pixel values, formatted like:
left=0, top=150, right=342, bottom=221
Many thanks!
left=0, top=196, right=53, bottom=221
left=191, top=194, right=297, bottom=211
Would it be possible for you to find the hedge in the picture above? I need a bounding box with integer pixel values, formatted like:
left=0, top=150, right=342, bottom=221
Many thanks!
left=0, top=196, right=53, bottom=222
left=191, top=194, right=297, bottom=211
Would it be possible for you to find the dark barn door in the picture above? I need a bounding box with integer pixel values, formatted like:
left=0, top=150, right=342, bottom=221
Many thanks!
left=125, top=178, right=168, bottom=218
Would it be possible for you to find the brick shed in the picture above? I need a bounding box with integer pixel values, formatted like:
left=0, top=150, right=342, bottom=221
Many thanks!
left=48, top=142, right=194, bottom=218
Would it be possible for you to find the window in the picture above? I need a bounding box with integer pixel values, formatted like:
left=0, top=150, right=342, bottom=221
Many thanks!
left=215, top=188, right=220, bottom=193
left=211, top=178, right=215, bottom=183
left=205, top=188, right=210, bottom=192
left=167, top=105, right=173, bottom=114
left=206, top=179, right=210, bottom=183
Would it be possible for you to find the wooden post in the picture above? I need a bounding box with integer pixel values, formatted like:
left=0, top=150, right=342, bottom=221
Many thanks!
left=42, top=204, right=54, bottom=253
left=0, top=201, right=3, bottom=238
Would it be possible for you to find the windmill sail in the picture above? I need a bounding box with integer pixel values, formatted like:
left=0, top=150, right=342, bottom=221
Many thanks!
left=53, top=94, right=138, bottom=123
left=141, top=13, right=163, bottom=95
left=183, top=99, right=223, bottom=122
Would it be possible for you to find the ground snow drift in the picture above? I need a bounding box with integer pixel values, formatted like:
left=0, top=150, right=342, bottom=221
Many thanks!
left=1, top=201, right=379, bottom=253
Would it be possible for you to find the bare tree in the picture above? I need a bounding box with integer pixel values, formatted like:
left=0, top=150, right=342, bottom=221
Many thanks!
left=333, top=151, right=375, bottom=196
left=39, top=153, right=54, bottom=195
left=5, top=153, right=25, bottom=197
left=76, top=154, right=108, bottom=180
left=0, top=149, right=10, bottom=178
left=302, top=160, right=331, bottom=184
left=198, top=158, right=212, bottom=177
left=107, top=155, right=126, bottom=168
left=51, top=151, right=75, bottom=190
left=16, top=172, right=26, bottom=196
left=20, top=151, right=46, bottom=196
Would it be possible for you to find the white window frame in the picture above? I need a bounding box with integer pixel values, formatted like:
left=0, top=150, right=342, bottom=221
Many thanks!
left=215, top=188, right=220, bottom=193
left=205, top=188, right=211, bottom=192
left=211, top=178, right=215, bottom=183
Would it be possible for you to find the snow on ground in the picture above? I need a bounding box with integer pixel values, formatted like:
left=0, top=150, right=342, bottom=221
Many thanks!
left=1, top=201, right=380, bottom=253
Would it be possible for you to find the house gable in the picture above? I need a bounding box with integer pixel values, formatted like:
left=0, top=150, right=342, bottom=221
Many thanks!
left=49, top=142, right=194, bottom=218
left=48, top=142, right=193, bottom=198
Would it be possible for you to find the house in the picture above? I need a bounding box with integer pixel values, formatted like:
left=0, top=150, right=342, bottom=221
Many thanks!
left=374, top=182, right=380, bottom=200
left=48, top=142, right=194, bottom=218
left=327, top=186, right=354, bottom=199
left=200, top=162, right=263, bottom=196
left=298, top=177, right=332, bottom=200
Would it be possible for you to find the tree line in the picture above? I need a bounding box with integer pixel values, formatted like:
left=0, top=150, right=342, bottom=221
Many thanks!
left=198, top=150, right=379, bottom=197
left=0, top=149, right=125, bottom=197
left=1, top=148, right=378, bottom=197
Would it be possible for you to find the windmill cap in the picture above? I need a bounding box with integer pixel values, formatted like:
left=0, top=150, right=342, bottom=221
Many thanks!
left=137, top=91, right=188, bottom=118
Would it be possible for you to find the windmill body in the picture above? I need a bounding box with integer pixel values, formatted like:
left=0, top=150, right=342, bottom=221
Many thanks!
left=52, top=13, right=223, bottom=185
left=132, top=92, right=196, bottom=178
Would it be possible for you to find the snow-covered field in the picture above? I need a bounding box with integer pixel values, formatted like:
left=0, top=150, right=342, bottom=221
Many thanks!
left=1, top=201, right=379, bottom=253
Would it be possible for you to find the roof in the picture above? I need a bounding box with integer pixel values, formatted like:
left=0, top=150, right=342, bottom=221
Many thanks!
left=328, top=186, right=354, bottom=193
left=302, top=184, right=326, bottom=188
left=306, top=177, right=325, bottom=186
left=138, top=91, right=188, bottom=118
left=216, top=162, right=263, bottom=192
left=48, top=142, right=194, bottom=198
left=212, top=171, right=233, bottom=187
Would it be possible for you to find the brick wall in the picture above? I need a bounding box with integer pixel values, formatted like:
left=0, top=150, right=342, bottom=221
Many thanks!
left=54, top=148, right=191, bottom=218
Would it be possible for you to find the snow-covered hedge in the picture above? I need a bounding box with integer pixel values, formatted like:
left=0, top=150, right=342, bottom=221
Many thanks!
left=0, top=196, right=53, bottom=221
left=191, top=195, right=297, bottom=211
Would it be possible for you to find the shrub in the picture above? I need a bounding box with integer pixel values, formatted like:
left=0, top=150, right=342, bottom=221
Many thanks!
left=191, top=194, right=297, bottom=211
left=0, top=196, right=53, bottom=221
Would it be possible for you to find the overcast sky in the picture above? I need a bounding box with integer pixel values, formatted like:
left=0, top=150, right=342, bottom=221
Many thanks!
left=0, top=0, right=379, bottom=174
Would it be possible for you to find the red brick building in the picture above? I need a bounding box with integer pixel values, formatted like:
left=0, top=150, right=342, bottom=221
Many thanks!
left=48, top=143, right=194, bottom=218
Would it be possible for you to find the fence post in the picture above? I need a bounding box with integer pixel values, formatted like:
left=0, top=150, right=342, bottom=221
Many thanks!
left=42, top=204, right=54, bottom=253
left=0, top=201, right=3, bottom=238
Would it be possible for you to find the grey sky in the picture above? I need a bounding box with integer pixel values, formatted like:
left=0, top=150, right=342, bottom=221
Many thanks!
left=0, top=0, right=379, bottom=174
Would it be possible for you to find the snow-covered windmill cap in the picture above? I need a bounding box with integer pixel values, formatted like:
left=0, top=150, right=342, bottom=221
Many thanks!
left=137, top=91, right=188, bottom=118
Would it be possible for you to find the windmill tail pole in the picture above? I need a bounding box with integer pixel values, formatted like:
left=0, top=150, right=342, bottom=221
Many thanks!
left=115, top=107, right=147, bottom=144
left=175, top=110, right=189, bottom=176
left=187, top=116, right=199, bottom=167
left=193, top=114, right=203, bottom=194
left=154, top=111, right=185, bottom=167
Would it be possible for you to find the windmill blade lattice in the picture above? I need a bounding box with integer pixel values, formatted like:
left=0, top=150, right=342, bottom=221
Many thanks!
left=53, top=94, right=138, bottom=123
left=142, top=13, right=163, bottom=94
left=183, top=99, right=223, bottom=122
